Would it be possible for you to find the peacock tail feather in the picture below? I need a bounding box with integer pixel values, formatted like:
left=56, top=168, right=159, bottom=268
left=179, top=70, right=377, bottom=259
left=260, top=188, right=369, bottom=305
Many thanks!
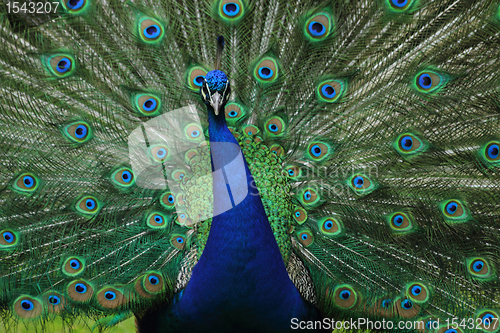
left=0, top=0, right=499, bottom=332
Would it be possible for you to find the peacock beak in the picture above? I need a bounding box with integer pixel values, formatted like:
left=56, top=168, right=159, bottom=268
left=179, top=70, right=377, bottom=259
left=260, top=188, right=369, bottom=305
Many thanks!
left=211, top=92, right=222, bottom=116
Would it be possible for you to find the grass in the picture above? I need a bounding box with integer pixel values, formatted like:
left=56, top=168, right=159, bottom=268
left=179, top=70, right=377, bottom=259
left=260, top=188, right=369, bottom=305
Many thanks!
left=0, top=317, right=136, bottom=333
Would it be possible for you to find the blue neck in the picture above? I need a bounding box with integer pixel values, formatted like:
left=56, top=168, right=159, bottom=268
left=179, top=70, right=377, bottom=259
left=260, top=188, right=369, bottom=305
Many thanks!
left=167, top=108, right=319, bottom=331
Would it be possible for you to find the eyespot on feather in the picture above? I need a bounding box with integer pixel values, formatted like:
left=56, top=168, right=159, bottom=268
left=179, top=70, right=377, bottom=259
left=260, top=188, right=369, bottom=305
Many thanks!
left=13, top=173, right=40, bottom=194
left=146, top=212, right=168, bottom=229
left=476, top=310, right=499, bottom=333
left=160, top=191, right=176, bottom=210
left=61, top=0, right=90, bottom=14
left=481, top=141, right=500, bottom=167
left=187, top=66, right=208, bottom=90
left=414, top=70, right=447, bottom=93
left=316, top=79, right=344, bottom=103
left=111, top=167, right=135, bottom=187
left=292, top=207, right=308, bottom=224
left=406, top=283, right=429, bottom=303
left=171, top=169, right=187, bottom=182
left=76, top=196, right=101, bottom=215
left=62, top=256, right=85, bottom=277
left=333, top=285, right=358, bottom=309
left=43, top=291, right=66, bottom=314
left=386, top=0, right=415, bottom=12
left=97, top=287, right=126, bottom=309
left=13, top=296, right=43, bottom=319
left=45, top=54, right=75, bottom=78
left=67, top=280, right=93, bottom=302
left=395, top=297, right=420, bottom=318
left=138, top=18, right=165, bottom=44
left=171, top=234, right=186, bottom=250
left=264, top=117, right=285, bottom=137
left=149, top=145, right=170, bottom=163
left=387, top=212, right=413, bottom=232
left=394, top=133, right=426, bottom=156
left=224, top=103, right=246, bottom=123
left=286, top=165, right=301, bottom=179
left=304, top=12, right=333, bottom=42
left=270, top=144, right=285, bottom=157
left=296, top=228, right=314, bottom=247
left=242, top=125, right=260, bottom=136
left=467, top=258, right=492, bottom=279
left=0, top=229, right=19, bottom=248
left=63, top=121, right=92, bottom=143
left=318, top=217, right=342, bottom=236
left=253, top=57, right=278, bottom=84
left=218, top=0, right=245, bottom=23
left=134, top=94, right=161, bottom=116
left=440, top=199, right=468, bottom=222
left=348, top=174, right=375, bottom=195
left=175, top=212, right=189, bottom=226
left=184, top=123, right=204, bottom=141
left=299, top=187, right=320, bottom=207
left=307, top=141, right=331, bottom=162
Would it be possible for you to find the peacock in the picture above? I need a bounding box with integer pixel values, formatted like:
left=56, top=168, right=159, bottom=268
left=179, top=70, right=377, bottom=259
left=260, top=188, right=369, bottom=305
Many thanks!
left=0, top=0, right=499, bottom=332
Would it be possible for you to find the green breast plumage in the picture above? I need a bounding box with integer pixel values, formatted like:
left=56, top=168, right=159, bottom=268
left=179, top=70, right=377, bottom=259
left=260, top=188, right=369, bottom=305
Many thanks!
left=172, top=125, right=293, bottom=263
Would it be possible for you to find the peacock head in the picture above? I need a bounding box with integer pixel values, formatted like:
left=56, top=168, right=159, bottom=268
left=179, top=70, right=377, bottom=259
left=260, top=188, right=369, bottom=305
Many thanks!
left=200, top=70, right=231, bottom=116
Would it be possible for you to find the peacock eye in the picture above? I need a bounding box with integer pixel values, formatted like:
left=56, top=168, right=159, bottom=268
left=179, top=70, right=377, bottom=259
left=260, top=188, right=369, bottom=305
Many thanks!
left=147, top=212, right=168, bottom=229
left=76, top=196, right=101, bottom=215
left=481, top=141, right=500, bottom=166
left=388, top=0, right=414, bottom=11
left=171, top=234, right=186, bottom=249
left=63, top=121, right=92, bottom=143
left=414, top=70, right=446, bottom=93
left=394, top=133, right=426, bottom=156
left=66, top=0, right=84, bottom=9
left=13, top=173, right=40, bottom=193
left=0, top=229, right=19, bottom=248
left=265, top=117, right=285, bottom=136
left=62, top=0, right=88, bottom=13
left=292, top=207, right=307, bottom=224
left=112, top=168, right=135, bottom=187
left=254, top=57, right=278, bottom=84
left=14, top=296, right=43, bottom=319
left=318, top=217, right=342, bottom=236
left=194, top=76, right=205, bottom=87
left=297, top=230, right=314, bottom=247
left=149, top=145, right=170, bottom=163
left=134, top=94, right=161, bottom=116
left=299, top=187, right=320, bottom=206
left=333, top=285, right=358, bottom=309
left=188, top=66, right=209, bottom=90
left=467, top=258, right=491, bottom=278
left=476, top=310, right=499, bottom=332
left=160, top=191, right=176, bottom=210
left=307, top=141, right=331, bottom=161
left=441, top=199, right=468, bottom=222
left=317, top=79, right=345, bottom=103
left=382, top=299, right=392, bottom=308
left=45, top=54, right=75, bottom=77
left=407, top=283, right=429, bottom=303
left=185, top=123, right=203, bottom=141
left=139, top=18, right=164, bottom=44
left=304, top=13, right=333, bottom=42
left=388, top=212, right=413, bottom=232
left=62, top=256, right=86, bottom=276
left=48, top=295, right=61, bottom=305
left=348, top=174, right=375, bottom=195
left=218, top=0, right=245, bottom=22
